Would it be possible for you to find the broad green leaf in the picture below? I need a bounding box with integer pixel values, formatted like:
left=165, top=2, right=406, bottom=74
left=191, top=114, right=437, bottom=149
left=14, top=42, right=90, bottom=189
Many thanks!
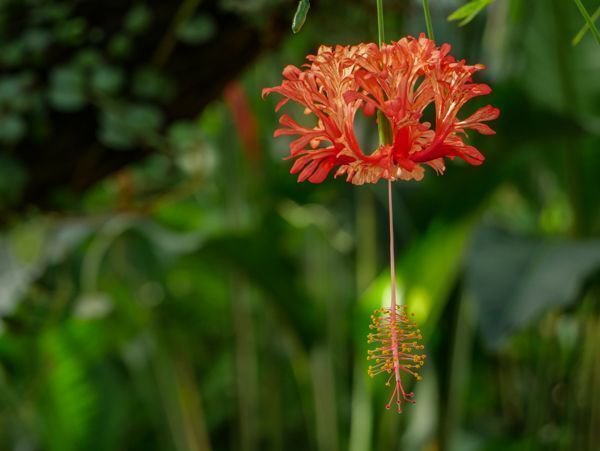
left=448, top=0, right=494, bottom=26
left=466, top=227, right=600, bottom=349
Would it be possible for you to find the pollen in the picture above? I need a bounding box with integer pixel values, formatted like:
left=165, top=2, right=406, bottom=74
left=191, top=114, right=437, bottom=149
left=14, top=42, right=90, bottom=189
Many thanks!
left=367, top=305, right=426, bottom=412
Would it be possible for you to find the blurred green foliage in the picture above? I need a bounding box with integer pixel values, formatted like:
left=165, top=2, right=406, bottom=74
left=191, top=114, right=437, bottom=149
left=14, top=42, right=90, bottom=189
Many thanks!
left=1, top=1, right=600, bottom=451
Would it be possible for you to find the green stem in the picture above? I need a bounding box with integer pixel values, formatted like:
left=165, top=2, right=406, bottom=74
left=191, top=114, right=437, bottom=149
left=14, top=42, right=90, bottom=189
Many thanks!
left=153, top=0, right=202, bottom=66
left=375, top=0, right=392, bottom=146
left=573, top=0, right=600, bottom=45
left=376, top=0, right=385, bottom=46
left=422, top=0, right=435, bottom=40
left=572, top=6, right=600, bottom=45
left=349, top=189, right=376, bottom=451
left=552, top=0, right=585, bottom=237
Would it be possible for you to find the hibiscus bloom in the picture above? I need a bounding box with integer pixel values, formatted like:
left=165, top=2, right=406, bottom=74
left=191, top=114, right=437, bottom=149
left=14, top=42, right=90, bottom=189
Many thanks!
left=263, top=34, right=499, bottom=185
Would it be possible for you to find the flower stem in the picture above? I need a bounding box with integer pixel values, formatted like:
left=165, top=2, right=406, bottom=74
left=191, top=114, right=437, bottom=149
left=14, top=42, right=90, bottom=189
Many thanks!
left=375, top=1, right=392, bottom=146
left=376, top=0, right=385, bottom=46
left=375, top=0, right=395, bottom=314
left=387, top=180, right=397, bottom=312
left=422, top=0, right=435, bottom=40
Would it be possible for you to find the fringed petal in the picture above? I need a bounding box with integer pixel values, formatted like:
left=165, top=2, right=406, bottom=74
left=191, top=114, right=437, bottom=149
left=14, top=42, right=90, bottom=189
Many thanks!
left=263, top=35, right=498, bottom=184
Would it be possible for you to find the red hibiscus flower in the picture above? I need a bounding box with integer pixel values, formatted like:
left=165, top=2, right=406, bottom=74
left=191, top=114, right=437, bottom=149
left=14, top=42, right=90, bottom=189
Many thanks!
left=263, top=35, right=499, bottom=185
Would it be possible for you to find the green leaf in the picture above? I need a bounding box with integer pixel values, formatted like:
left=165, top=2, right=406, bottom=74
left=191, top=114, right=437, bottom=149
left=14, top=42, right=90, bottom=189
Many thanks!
left=99, top=108, right=135, bottom=149
left=466, top=227, right=600, bottom=349
left=22, top=29, right=51, bottom=55
left=107, top=34, right=132, bottom=59
left=32, top=3, right=71, bottom=22
left=91, top=65, right=124, bottom=96
left=168, top=121, right=213, bottom=175
left=292, top=0, right=310, bottom=33
left=124, top=4, right=152, bottom=35
left=132, top=67, right=174, bottom=101
left=48, top=66, right=86, bottom=111
left=448, top=0, right=494, bottom=26
left=0, top=74, right=36, bottom=112
left=125, top=104, right=164, bottom=132
left=572, top=1, right=600, bottom=46
left=55, top=17, right=87, bottom=45
left=167, top=121, right=204, bottom=152
left=10, top=220, right=46, bottom=264
left=1, top=41, right=25, bottom=67
left=199, top=230, right=318, bottom=347
left=41, top=328, right=97, bottom=451
left=99, top=103, right=164, bottom=149
left=0, top=154, right=26, bottom=209
left=74, top=50, right=102, bottom=68
left=177, top=15, right=216, bottom=44
left=0, top=114, right=26, bottom=143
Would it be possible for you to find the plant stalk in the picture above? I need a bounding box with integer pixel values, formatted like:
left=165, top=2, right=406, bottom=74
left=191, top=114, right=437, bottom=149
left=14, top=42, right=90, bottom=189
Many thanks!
left=422, top=0, right=435, bottom=40
left=573, top=0, right=600, bottom=45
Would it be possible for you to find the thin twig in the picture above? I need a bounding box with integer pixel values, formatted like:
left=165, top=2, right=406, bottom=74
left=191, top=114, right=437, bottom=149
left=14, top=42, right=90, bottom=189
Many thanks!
left=153, top=0, right=203, bottom=67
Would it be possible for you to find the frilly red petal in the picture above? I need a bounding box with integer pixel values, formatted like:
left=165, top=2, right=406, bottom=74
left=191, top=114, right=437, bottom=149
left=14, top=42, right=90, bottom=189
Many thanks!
left=263, top=36, right=498, bottom=184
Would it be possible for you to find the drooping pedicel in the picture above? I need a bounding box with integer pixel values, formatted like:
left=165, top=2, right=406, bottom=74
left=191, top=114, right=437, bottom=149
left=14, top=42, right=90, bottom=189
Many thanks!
left=367, top=305, right=426, bottom=412
left=263, top=34, right=499, bottom=185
